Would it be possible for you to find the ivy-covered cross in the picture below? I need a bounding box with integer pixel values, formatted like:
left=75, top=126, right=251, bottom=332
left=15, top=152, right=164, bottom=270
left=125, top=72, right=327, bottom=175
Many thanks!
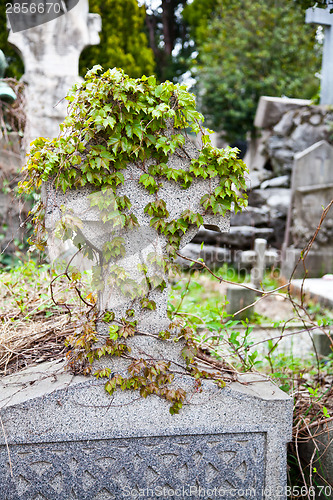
left=21, top=66, right=247, bottom=411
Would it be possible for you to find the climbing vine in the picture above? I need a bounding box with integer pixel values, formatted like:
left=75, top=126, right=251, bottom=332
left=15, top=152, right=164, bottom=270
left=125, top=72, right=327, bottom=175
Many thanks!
left=19, top=66, right=248, bottom=413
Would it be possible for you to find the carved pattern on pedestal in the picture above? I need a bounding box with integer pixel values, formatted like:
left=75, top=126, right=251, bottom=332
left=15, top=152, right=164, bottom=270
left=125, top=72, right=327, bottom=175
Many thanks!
left=1, top=433, right=265, bottom=499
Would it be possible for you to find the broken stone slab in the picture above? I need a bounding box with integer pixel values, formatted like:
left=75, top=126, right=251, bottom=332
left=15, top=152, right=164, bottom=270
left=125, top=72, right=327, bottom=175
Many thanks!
left=230, top=206, right=271, bottom=227
left=192, top=226, right=274, bottom=250
left=248, top=188, right=291, bottom=216
left=272, top=109, right=296, bottom=137
left=266, top=138, right=295, bottom=175
left=254, top=96, right=311, bottom=130
left=232, top=239, right=268, bottom=288
left=176, top=242, right=231, bottom=268
left=245, top=169, right=272, bottom=190
left=0, top=359, right=293, bottom=500
left=260, top=175, right=289, bottom=190
left=312, top=328, right=333, bottom=357
left=306, top=6, right=333, bottom=106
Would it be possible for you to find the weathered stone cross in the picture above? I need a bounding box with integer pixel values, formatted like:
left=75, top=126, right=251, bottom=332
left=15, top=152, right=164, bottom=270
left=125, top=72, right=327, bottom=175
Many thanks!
left=306, top=5, right=333, bottom=105
left=8, top=0, right=101, bottom=148
left=44, top=130, right=230, bottom=334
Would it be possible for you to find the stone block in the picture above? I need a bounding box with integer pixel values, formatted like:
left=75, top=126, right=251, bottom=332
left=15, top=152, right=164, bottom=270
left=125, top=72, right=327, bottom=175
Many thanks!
left=230, top=206, right=270, bottom=227
left=226, top=283, right=256, bottom=320
left=248, top=189, right=291, bottom=216
left=254, top=96, right=310, bottom=130
left=0, top=360, right=293, bottom=500
left=289, top=123, right=328, bottom=154
left=313, top=330, right=333, bottom=357
left=260, top=175, right=289, bottom=190
left=272, top=110, right=295, bottom=137
left=238, top=250, right=257, bottom=266
left=192, top=226, right=274, bottom=250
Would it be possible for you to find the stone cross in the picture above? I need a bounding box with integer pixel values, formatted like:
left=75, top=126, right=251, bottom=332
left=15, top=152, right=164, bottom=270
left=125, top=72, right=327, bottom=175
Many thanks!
left=306, top=5, right=333, bottom=105
left=239, top=238, right=278, bottom=288
left=8, top=0, right=101, bottom=148
left=250, top=238, right=267, bottom=288
left=44, top=131, right=230, bottom=334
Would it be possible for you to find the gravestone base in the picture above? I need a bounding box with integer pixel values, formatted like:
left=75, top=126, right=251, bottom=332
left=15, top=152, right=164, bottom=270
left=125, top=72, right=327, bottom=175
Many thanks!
left=0, top=360, right=292, bottom=500
left=313, top=329, right=333, bottom=357
left=226, top=283, right=256, bottom=320
left=282, top=247, right=333, bottom=279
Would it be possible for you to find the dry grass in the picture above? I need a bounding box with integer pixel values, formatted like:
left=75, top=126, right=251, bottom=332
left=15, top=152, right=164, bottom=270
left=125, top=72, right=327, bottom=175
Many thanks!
left=0, top=261, right=93, bottom=376
left=0, top=315, right=75, bottom=376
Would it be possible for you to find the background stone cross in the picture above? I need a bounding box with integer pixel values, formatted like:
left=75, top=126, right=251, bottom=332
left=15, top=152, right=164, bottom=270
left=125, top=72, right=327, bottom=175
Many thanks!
left=8, top=0, right=102, bottom=148
left=306, top=5, right=333, bottom=105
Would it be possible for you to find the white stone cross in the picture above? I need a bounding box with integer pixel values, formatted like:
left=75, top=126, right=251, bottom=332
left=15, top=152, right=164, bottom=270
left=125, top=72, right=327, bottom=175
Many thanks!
left=306, top=5, right=333, bottom=105
left=8, top=0, right=102, bottom=148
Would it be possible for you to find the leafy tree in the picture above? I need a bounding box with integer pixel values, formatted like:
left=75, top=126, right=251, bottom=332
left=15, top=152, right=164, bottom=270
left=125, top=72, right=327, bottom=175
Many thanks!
left=145, top=0, right=192, bottom=82
left=186, top=0, right=322, bottom=142
left=295, top=0, right=333, bottom=9
left=0, top=1, right=24, bottom=78
left=80, top=0, right=155, bottom=78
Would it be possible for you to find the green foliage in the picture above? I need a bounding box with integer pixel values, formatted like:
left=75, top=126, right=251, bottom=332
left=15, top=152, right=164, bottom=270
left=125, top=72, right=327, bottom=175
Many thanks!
left=295, top=0, right=333, bottom=10
left=187, top=0, right=321, bottom=142
left=79, top=0, right=155, bottom=78
left=0, top=259, right=62, bottom=316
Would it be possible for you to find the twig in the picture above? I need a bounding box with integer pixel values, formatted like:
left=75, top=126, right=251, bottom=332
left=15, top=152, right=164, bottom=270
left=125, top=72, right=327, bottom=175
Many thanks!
left=176, top=251, right=290, bottom=295
left=0, top=413, right=13, bottom=478
left=295, top=420, right=312, bottom=500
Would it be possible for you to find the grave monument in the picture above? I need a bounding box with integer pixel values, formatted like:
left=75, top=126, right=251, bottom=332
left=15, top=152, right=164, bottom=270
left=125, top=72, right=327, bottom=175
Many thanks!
left=0, top=69, right=293, bottom=499
left=282, top=140, right=333, bottom=278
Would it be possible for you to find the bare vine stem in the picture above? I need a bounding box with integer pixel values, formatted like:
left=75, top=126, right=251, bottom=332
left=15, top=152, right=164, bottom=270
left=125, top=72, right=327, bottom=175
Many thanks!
left=0, top=413, right=13, bottom=478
